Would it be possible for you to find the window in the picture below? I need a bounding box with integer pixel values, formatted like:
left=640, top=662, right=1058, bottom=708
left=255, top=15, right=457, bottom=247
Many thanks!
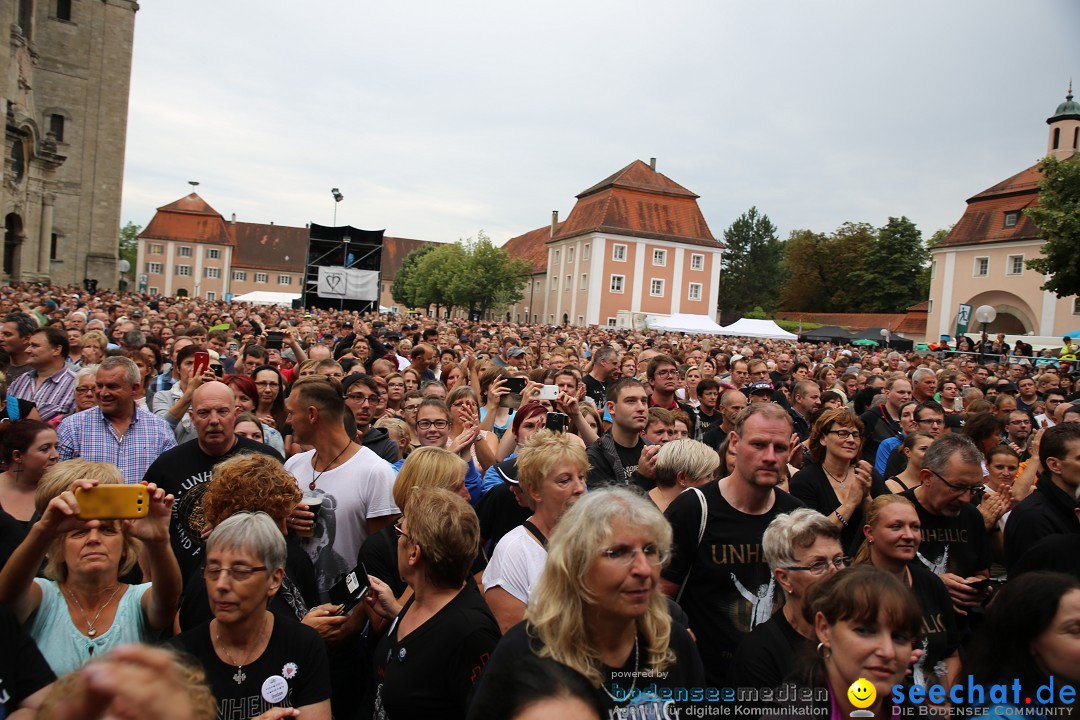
left=610, top=275, right=625, bottom=293
left=690, top=254, right=704, bottom=271
left=652, top=249, right=667, bottom=266
left=607, top=317, right=617, bottom=327
left=233, top=270, right=247, bottom=281
left=534, top=281, right=541, bottom=290
left=650, top=278, right=664, bottom=296
left=550, top=276, right=558, bottom=292
left=149, top=244, right=163, bottom=255
left=206, top=291, right=216, bottom=301
left=583, top=244, right=590, bottom=260
left=612, top=244, right=627, bottom=262
left=175, top=265, right=192, bottom=276
left=927, top=299, right=933, bottom=314
left=50, top=233, right=58, bottom=261
left=549, top=315, right=554, bottom=324
left=56, top=0, right=72, bottom=20
left=206, top=248, right=220, bottom=259
left=1004, top=211, right=1019, bottom=228
left=554, top=249, right=560, bottom=265
left=580, top=274, right=587, bottom=290
left=974, top=257, right=989, bottom=277
left=278, top=275, right=292, bottom=285
left=49, top=114, right=65, bottom=142
left=255, top=272, right=268, bottom=283
left=1007, top=254, right=1024, bottom=276
left=1074, top=298, right=1080, bottom=316
left=148, top=287, right=159, bottom=296
left=567, top=247, right=574, bottom=263
left=565, top=275, right=571, bottom=291
left=146, top=262, right=162, bottom=274
left=930, top=260, right=936, bottom=280
left=177, top=246, right=192, bottom=258
left=205, top=267, right=220, bottom=279
left=1053, top=128, right=1060, bottom=150
left=688, top=283, right=702, bottom=301
left=578, top=316, right=584, bottom=326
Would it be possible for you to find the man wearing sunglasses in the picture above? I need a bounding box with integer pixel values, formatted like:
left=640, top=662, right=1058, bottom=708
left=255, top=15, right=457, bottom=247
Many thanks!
left=901, top=434, right=991, bottom=616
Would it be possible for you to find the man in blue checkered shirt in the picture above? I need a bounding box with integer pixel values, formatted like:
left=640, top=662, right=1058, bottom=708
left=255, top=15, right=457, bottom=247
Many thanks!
left=6, top=327, right=76, bottom=422
left=57, top=355, right=176, bottom=483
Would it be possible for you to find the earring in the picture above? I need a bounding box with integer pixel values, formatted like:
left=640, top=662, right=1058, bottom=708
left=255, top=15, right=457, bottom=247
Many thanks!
left=816, top=642, right=832, bottom=660
left=867, top=540, right=874, bottom=546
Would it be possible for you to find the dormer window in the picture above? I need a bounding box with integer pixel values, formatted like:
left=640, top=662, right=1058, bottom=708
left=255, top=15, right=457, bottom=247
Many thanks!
left=1003, top=211, right=1019, bottom=228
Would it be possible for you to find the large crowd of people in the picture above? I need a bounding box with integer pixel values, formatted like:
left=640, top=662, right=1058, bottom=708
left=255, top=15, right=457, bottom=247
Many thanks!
left=0, top=281, right=1079, bottom=720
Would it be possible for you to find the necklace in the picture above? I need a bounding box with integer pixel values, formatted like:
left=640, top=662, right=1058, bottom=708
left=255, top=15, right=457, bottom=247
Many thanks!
left=823, top=465, right=848, bottom=490
left=217, top=614, right=268, bottom=685
left=601, top=635, right=639, bottom=702
left=63, top=583, right=121, bottom=637
left=309, top=442, right=351, bottom=491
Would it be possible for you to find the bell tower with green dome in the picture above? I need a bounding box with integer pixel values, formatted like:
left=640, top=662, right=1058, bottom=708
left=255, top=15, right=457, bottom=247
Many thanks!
left=1047, top=82, right=1080, bottom=160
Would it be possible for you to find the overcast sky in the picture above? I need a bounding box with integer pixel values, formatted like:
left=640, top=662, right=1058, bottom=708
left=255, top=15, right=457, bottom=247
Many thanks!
left=121, top=1, right=1079, bottom=250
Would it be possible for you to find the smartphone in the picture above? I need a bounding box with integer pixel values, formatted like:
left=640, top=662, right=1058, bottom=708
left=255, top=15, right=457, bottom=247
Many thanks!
left=75, top=485, right=149, bottom=520
left=212, top=364, right=223, bottom=378
left=192, top=351, right=210, bottom=376
left=328, top=563, right=370, bottom=615
left=504, top=377, right=527, bottom=394
left=545, top=412, right=570, bottom=432
left=500, top=376, right=527, bottom=409
left=537, top=384, right=559, bottom=401
left=266, top=331, right=284, bottom=350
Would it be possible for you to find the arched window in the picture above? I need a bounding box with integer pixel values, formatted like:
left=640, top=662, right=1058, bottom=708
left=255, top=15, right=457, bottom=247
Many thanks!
left=1074, top=127, right=1079, bottom=150
left=1052, top=127, right=1060, bottom=150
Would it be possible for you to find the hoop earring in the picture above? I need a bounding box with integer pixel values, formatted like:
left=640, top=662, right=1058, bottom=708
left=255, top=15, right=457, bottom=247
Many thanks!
left=816, top=642, right=832, bottom=660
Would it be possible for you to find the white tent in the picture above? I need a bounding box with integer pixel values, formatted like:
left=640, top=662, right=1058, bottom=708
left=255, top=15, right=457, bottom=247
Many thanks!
left=231, top=290, right=302, bottom=306
left=718, top=318, right=798, bottom=340
left=647, top=313, right=727, bottom=335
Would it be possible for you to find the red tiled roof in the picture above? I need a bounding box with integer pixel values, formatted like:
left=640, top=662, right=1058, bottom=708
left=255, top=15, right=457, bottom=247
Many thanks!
left=139, top=193, right=232, bottom=245
left=894, top=303, right=929, bottom=336
left=552, top=160, right=722, bottom=249
left=503, top=223, right=561, bottom=274
left=934, top=164, right=1042, bottom=249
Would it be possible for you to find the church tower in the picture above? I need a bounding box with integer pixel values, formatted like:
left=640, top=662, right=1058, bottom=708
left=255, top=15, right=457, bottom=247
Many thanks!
left=1046, top=82, right=1080, bottom=161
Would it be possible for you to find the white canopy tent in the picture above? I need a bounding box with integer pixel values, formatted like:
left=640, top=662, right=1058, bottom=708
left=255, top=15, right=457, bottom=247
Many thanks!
left=231, top=290, right=302, bottom=306
left=717, top=318, right=798, bottom=340
left=646, top=313, right=727, bottom=334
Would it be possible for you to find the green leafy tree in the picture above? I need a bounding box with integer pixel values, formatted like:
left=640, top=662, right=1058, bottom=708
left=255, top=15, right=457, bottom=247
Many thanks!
left=1026, top=155, right=1080, bottom=297
left=119, top=221, right=140, bottom=290
left=410, top=243, right=464, bottom=317
left=826, top=222, right=877, bottom=311
left=391, top=244, right=435, bottom=309
left=847, top=216, right=928, bottom=312
left=718, top=207, right=786, bottom=316
left=777, top=229, right=833, bottom=311
left=447, top=231, right=532, bottom=315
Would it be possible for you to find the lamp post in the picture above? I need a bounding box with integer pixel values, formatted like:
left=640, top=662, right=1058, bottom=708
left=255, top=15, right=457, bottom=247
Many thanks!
left=331, top=188, right=343, bottom=225
left=975, top=305, right=997, bottom=366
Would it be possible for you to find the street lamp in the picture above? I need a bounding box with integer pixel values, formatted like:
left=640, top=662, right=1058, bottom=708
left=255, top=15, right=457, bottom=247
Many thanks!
left=975, top=305, right=997, bottom=365
left=331, top=188, right=344, bottom=225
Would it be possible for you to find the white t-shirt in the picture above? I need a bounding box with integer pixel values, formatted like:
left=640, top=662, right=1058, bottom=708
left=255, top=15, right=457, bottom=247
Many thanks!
left=285, top=446, right=398, bottom=598
left=481, top=524, right=548, bottom=604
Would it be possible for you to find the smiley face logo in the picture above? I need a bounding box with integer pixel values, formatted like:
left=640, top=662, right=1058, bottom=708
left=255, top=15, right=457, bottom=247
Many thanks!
left=847, top=678, right=876, bottom=709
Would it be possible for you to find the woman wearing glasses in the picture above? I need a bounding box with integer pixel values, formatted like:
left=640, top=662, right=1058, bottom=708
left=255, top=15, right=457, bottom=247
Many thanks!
left=472, top=486, right=704, bottom=717
left=366, top=488, right=500, bottom=720
left=730, top=509, right=849, bottom=690
left=855, top=495, right=959, bottom=688
left=170, top=512, right=331, bottom=720
left=790, top=408, right=887, bottom=550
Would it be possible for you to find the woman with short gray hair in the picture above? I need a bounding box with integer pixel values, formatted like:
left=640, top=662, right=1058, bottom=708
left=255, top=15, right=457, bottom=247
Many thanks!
left=169, top=512, right=331, bottom=720
left=729, top=508, right=848, bottom=689
left=648, top=438, right=720, bottom=512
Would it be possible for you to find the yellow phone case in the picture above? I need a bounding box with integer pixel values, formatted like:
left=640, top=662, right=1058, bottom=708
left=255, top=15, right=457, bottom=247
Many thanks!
left=74, top=485, right=149, bottom=520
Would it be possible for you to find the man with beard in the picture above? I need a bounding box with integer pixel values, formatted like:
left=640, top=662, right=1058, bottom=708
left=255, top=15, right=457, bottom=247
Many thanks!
left=661, top=403, right=804, bottom=684
left=901, top=434, right=990, bottom=615
left=586, top=378, right=659, bottom=490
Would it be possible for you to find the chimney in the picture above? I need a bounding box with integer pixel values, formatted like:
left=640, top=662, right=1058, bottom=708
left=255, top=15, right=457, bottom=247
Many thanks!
left=550, top=210, right=559, bottom=238
left=230, top=213, right=236, bottom=224
left=649, top=157, right=656, bottom=171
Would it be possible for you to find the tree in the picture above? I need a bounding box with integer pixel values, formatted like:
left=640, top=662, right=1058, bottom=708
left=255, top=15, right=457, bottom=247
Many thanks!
left=447, top=232, right=532, bottom=315
left=777, top=229, right=832, bottom=311
left=846, top=216, right=928, bottom=313
left=391, top=244, right=435, bottom=309
left=410, top=243, right=464, bottom=317
left=826, top=221, right=878, bottom=312
left=717, top=207, right=786, bottom=316
left=1025, top=155, right=1080, bottom=297
left=119, top=221, right=140, bottom=290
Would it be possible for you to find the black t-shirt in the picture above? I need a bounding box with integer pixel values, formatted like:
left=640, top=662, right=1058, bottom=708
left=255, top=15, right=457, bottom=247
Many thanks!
left=789, top=463, right=889, bottom=552
left=0, top=506, right=30, bottom=574
left=662, top=481, right=804, bottom=685
left=583, top=373, right=607, bottom=408
left=471, top=619, right=705, bottom=718
left=359, top=525, right=488, bottom=599
left=729, top=607, right=809, bottom=689
left=907, top=563, right=959, bottom=686
left=142, top=436, right=283, bottom=581
left=614, top=439, right=643, bottom=481
left=859, top=405, right=904, bottom=464
left=0, top=605, right=55, bottom=716
left=372, top=581, right=500, bottom=720
left=170, top=615, right=330, bottom=720
left=900, top=488, right=990, bottom=577
left=475, top=481, right=531, bottom=552
left=697, top=407, right=721, bottom=437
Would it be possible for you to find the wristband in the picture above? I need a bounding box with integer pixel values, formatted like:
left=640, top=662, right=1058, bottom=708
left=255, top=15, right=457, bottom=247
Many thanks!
left=835, top=511, right=849, bottom=527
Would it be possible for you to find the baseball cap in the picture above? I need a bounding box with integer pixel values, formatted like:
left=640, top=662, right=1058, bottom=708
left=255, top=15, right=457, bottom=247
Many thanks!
left=507, top=346, right=526, bottom=358
left=493, top=458, right=519, bottom=485
left=748, top=381, right=774, bottom=395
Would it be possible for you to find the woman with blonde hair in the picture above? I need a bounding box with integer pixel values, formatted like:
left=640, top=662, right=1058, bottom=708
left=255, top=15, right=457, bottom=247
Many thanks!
left=473, top=487, right=705, bottom=715
left=0, top=459, right=180, bottom=675
left=648, top=438, right=719, bottom=512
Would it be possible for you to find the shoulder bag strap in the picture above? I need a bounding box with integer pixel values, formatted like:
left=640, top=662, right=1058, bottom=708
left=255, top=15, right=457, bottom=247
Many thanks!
left=522, top=520, right=548, bottom=548
left=675, top=487, right=708, bottom=603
